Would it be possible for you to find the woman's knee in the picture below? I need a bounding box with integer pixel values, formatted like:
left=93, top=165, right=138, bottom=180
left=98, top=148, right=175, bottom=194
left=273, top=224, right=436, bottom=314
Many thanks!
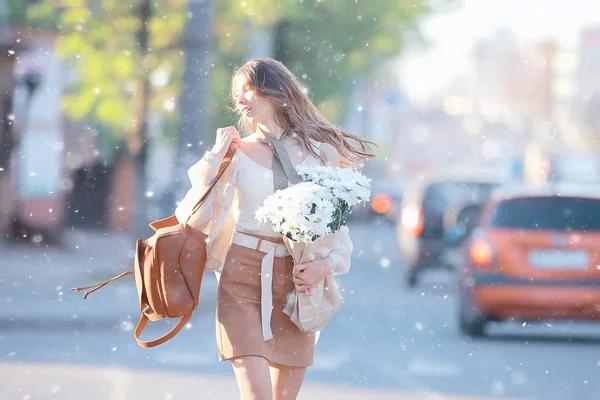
left=269, top=362, right=307, bottom=400
left=231, top=356, right=272, bottom=400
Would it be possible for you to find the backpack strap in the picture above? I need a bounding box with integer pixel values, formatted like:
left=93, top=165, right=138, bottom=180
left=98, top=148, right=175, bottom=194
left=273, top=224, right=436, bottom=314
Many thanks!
left=71, top=268, right=135, bottom=299
left=186, top=144, right=237, bottom=225
left=134, top=311, right=192, bottom=348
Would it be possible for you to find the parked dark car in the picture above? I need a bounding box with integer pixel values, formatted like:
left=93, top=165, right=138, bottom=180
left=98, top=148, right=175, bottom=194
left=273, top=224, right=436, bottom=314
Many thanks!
left=396, top=171, right=504, bottom=287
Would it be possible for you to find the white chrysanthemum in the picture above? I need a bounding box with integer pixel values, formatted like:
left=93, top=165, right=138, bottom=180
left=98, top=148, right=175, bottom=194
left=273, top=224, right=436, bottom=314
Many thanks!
left=256, top=165, right=371, bottom=243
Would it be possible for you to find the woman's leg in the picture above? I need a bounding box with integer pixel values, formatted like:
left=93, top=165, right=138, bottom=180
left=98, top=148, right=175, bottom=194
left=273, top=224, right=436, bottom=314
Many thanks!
left=268, top=362, right=307, bottom=400
left=230, top=356, right=273, bottom=400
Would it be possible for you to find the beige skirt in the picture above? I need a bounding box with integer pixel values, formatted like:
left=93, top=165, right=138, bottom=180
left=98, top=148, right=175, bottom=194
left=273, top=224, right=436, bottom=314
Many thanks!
left=216, top=234, right=316, bottom=367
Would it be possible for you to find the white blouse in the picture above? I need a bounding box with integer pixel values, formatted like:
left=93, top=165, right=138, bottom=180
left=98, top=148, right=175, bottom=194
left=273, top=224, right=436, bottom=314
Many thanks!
left=234, top=142, right=323, bottom=237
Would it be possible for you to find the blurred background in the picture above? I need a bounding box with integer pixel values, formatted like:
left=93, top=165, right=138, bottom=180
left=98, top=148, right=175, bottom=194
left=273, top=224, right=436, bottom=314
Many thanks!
left=1, top=0, right=600, bottom=399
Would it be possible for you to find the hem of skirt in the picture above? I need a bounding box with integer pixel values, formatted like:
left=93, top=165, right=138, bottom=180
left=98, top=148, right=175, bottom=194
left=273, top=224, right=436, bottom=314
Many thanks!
left=218, top=352, right=313, bottom=368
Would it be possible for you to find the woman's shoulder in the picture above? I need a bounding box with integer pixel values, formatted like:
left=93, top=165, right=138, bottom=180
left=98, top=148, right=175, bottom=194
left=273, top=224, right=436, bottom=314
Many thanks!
left=312, top=141, right=340, bottom=167
left=237, top=134, right=261, bottom=154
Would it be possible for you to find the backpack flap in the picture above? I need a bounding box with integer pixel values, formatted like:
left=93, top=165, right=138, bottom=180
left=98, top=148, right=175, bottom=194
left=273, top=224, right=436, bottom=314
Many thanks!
left=149, top=215, right=179, bottom=231
left=150, top=223, right=207, bottom=318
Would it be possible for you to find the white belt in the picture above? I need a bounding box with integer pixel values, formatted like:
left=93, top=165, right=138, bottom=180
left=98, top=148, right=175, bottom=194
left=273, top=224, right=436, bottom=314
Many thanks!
left=231, top=231, right=290, bottom=341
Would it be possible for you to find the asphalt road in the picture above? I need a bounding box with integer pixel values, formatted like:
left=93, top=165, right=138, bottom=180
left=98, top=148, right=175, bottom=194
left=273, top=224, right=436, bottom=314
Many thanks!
left=1, top=218, right=599, bottom=400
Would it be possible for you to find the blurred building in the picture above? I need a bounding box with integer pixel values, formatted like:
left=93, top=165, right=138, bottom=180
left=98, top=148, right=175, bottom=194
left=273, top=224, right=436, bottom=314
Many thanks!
left=445, top=30, right=582, bottom=183
left=1, top=22, right=115, bottom=242
left=357, top=59, right=440, bottom=180
left=7, top=26, right=68, bottom=242
left=1, top=22, right=152, bottom=238
left=468, top=27, right=600, bottom=185
left=576, top=27, right=600, bottom=146
left=550, top=36, right=579, bottom=149
left=469, top=30, right=545, bottom=147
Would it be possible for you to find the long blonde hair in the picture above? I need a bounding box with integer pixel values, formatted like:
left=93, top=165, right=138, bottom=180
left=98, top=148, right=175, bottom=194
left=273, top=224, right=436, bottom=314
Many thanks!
left=230, top=58, right=376, bottom=167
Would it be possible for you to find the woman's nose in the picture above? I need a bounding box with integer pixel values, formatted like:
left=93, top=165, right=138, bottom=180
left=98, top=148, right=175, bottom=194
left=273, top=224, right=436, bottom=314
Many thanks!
left=237, top=93, right=245, bottom=104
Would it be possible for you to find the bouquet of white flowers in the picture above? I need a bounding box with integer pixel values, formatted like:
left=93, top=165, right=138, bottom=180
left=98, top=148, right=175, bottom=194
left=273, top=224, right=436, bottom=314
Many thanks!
left=255, top=165, right=371, bottom=332
left=255, top=165, right=371, bottom=244
left=296, top=164, right=371, bottom=232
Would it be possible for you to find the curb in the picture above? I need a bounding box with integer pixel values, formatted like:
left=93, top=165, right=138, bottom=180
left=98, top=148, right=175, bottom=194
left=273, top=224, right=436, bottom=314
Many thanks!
left=0, top=287, right=218, bottom=332
left=0, top=304, right=216, bottom=332
left=0, top=362, right=428, bottom=400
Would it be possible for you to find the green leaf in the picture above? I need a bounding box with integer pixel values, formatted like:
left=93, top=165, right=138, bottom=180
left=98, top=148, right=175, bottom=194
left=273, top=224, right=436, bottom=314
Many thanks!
left=96, top=98, right=132, bottom=128
left=60, top=8, right=91, bottom=27
left=63, top=93, right=96, bottom=120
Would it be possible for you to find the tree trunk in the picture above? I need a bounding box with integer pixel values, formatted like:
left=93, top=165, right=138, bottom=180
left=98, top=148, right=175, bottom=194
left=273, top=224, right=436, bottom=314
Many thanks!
left=130, top=0, right=153, bottom=240
left=273, top=19, right=292, bottom=65
left=0, top=92, right=13, bottom=173
left=0, top=92, right=14, bottom=237
left=248, top=22, right=274, bottom=59
left=175, top=0, right=215, bottom=202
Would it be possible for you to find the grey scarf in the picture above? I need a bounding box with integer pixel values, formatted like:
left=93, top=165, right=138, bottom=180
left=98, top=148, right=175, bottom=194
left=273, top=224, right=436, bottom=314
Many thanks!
left=256, top=131, right=303, bottom=191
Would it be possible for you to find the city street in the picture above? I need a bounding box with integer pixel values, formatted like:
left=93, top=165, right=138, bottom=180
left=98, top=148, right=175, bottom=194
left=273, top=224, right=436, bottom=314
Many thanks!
left=1, top=219, right=599, bottom=400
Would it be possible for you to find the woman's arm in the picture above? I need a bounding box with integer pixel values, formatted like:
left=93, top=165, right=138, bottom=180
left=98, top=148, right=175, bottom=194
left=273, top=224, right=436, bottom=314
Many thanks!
left=291, top=226, right=353, bottom=294
left=175, top=151, right=222, bottom=222
left=328, top=225, right=353, bottom=276
left=175, top=127, right=240, bottom=224
left=175, top=151, right=239, bottom=230
left=188, top=126, right=240, bottom=187
left=187, top=150, right=223, bottom=188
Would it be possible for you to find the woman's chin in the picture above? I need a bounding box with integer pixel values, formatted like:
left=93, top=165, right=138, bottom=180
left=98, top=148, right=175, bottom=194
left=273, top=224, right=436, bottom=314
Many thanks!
left=244, top=114, right=271, bottom=126
left=247, top=115, right=268, bottom=125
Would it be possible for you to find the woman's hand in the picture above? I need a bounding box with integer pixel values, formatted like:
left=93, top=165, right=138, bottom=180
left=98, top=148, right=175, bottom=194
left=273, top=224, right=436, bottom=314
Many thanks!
left=211, top=126, right=241, bottom=158
left=292, top=257, right=334, bottom=296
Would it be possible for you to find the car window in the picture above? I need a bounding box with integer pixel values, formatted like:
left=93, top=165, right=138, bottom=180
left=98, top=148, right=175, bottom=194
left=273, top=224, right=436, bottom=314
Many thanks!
left=422, top=182, right=497, bottom=213
left=490, top=197, right=600, bottom=231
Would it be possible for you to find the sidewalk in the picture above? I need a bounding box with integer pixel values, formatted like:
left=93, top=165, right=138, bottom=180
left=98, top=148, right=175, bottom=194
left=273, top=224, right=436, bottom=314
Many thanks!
left=0, top=363, right=512, bottom=400
left=0, top=228, right=218, bottom=330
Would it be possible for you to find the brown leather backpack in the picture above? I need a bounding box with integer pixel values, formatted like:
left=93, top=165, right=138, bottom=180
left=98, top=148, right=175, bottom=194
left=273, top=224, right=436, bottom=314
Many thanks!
left=72, top=146, right=235, bottom=348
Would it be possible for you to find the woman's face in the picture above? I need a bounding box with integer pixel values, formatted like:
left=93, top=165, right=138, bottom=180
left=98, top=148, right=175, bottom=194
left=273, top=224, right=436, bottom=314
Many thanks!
left=234, top=75, right=276, bottom=125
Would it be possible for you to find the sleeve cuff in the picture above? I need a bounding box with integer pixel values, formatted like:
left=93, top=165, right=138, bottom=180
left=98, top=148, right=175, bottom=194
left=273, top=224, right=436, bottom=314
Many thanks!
left=204, top=150, right=220, bottom=163
left=328, top=253, right=343, bottom=273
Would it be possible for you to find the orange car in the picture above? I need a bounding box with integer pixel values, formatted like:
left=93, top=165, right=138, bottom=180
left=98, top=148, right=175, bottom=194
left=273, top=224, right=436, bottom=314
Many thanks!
left=457, top=184, right=600, bottom=337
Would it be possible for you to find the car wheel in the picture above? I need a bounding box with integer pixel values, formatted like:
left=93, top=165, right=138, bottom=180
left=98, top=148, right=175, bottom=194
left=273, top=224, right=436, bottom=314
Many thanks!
left=459, top=292, right=487, bottom=338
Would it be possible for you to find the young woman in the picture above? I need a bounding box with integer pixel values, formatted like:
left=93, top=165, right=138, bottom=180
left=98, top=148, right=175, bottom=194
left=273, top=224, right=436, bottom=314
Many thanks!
left=175, top=58, right=375, bottom=400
